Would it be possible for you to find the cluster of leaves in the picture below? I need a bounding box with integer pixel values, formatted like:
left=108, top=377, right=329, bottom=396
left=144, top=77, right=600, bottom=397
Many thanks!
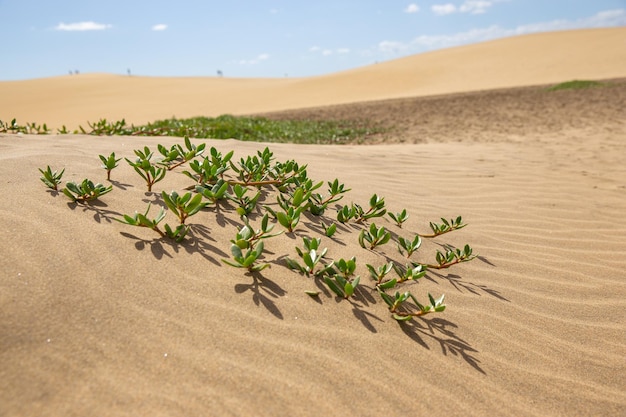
left=1, top=118, right=51, bottom=134
left=6, top=114, right=387, bottom=145
left=39, top=136, right=477, bottom=325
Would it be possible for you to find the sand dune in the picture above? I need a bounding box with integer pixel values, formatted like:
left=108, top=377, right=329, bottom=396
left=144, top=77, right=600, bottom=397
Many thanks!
left=1, top=27, right=626, bottom=416
left=1, top=27, right=626, bottom=129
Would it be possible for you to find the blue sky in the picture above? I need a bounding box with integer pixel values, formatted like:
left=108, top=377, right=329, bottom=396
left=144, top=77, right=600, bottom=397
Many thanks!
left=1, top=0, right=625, bottom=80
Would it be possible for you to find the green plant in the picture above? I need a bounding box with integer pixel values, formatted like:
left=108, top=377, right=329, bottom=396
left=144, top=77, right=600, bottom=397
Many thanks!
left=39, top=166, right=64, bottom=190
left=182, top=148, right=233, bottom=185
left=223, top=240, right=269, bottom=272
left=79, top=118, right=133, bottom=136
left=397, top=234, right=422, bottom=257
left=196, top=179, right=229, bottom=205
left=388, top=209, right=409, bottom=228
left=547, top=80, right=605, bottom=91
left=308, top=178, right=350, bottom=215
left=354, top=194, right=387, bottom=223
left=337, top=204, right=357, bottom=223
left=62, top=179, right=112, bottom=202
left=393, top=262, right=427, bottom=283
left=115, top=203, right=189, bottom=242
left=325, top=274, right=360, bottom=299
left=337, top=194, right=387, bottom=224
left=157, top=136, right=206, bottom=170
left=99, top=152, right=121, bottom=180
left=285, top=237, right=334, bottom=277
left=358, top=223, right=391, bottom=249
left=231, top=214, right=282, bottom=250
left=227, top=184, right=261, bottom=217
left=125, top=146, right=167, bottom=192
left=161, top=190, right=207, bottom=224
left=366, top=262, right=395, bottom=287
left=322, top=222, right=337, bottom=238
left=265, top=185, right=314, bottom=232
left=422, top=216, right=467, bottom=238
left=379, top=291, right=446, bottom=321
left=422, top=244, right=476, bottom=269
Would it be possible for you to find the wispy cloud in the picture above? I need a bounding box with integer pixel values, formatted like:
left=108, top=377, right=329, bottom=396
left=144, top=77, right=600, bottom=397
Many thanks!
left=309, top=46, right=351, bottom=56
left=378, top=9, right=626, bottom=53
left=151, top=24, right=168, bottom=31
left=54, top=21, right=112, bottom=31
left=239, top=53, right=270, bottom=65
left=432, top=1, right=503, bottom=16
left=404, top=4, right=420, bottom=14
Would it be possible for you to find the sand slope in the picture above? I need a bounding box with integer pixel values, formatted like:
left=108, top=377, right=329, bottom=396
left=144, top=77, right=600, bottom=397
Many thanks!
left=1, top=122, right=625, bottom=416
left=1, top=27, right=626, bottom=129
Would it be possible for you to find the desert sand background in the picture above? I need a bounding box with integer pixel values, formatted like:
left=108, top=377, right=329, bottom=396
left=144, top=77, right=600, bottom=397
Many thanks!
left=1, top=27, right=626, bottom=416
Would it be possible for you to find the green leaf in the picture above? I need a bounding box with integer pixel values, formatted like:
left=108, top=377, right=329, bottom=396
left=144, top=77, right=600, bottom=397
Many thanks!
left=393, top=314, right=413, bottom=322
left=324, top=277, right=344, bottom=298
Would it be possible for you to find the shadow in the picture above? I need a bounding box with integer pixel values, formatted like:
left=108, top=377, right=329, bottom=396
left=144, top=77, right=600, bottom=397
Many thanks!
left=119, top=232, right=174, bottom=260
left=68, top=199, right=123, bottom=224
left=477, top=255, right=496, bottom=267
left=399, top=317, right=485, bottom=374
left=350, top=299, right=384, bottom=333
left=46, top=189, right=60, bottom=197
left=428, top=270, right=509, bottom=301
left=109, top=179, right=133, bottom=190
left=234, top=271, right=285, bottom=319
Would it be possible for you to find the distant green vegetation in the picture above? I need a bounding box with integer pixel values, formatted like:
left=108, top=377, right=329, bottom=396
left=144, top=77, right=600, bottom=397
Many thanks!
left=547, top=80, right=606, bottom=91
left=1, top=115, right=387, bottom=144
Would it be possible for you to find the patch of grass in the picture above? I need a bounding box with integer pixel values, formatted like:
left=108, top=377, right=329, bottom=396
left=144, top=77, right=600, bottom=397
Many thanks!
left=139, top=115, right=385, bottom=144
left=547, top=80, right=606, bottom=91
left=4, top=115, right=387, bottom=144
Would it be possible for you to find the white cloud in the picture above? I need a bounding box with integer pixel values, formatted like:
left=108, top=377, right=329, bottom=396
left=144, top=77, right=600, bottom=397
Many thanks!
left=54, top=21, right=112, bottom=31
left=432, top=1, right=501, bottom=16
left=151, top=24, right=168, bottom=31
left=239, top=53, right=270, bottom=65
left=310, top=47, right=351, bottom=56
left=460, top=1, right=494, bottom=14
left=378, top=9, right=626, bottom=53
left=432, top=4, right=457, bottom=15
left=405, top=4, right=420, bottom=14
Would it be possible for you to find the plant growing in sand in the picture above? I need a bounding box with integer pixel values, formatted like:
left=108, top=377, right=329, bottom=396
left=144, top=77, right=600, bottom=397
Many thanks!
left=379, top=291, right=446, bottom=321
left=161, top=190, right=208, bottom=224
left=397, top=234, right=422, bottom=258
left=116, top=204, right=189, bottom=242
left=388, top=209, right=409, bottom=228
left=41, top=136, right=479, bottom=326
left=223, top=240, right=269, bottom=272
left=285, top=237, right=334, bottom=278
left=196, top=180, right=230, bottom=206
left=62, top=179, right=112, bottom=203
left=227, top=184, right=261, bottom=217
left=422, top=216, right=467, bottom=238
left=125, top=146, right=167, bottom=192
left=157, top=136, right=206, bottom=170
left=358, top=223, right=391, bottom=249
left=337, top=194, right=386, bottom=224
left=39, top=166, right=64, bottom=190
left=99, top=152, right=121, bottom=180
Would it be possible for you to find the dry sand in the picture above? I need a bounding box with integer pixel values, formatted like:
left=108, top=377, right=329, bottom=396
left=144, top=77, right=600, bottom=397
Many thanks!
left=1, top=28, right=626, bottom=416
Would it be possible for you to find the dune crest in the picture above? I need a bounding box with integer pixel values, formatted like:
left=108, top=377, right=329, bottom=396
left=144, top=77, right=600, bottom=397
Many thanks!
left=1, top=27, right=626, bottom=129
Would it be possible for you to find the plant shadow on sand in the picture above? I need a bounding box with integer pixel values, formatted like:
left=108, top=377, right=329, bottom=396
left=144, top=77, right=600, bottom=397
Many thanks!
left=234, top=271, right=285, bottom=320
